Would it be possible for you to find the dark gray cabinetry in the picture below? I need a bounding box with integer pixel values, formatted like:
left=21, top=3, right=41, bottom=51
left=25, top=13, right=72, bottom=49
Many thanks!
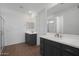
left=40, top=38, right=45, bottom=55
left=62, top=44, right=79, bottom=56
left=25, top=33, right=37, bottom=45
left=40, top=38, right=61, bottom=56
left=44, top=39, right=61, bottom=56
left=40, top=38, right=79, bottom=56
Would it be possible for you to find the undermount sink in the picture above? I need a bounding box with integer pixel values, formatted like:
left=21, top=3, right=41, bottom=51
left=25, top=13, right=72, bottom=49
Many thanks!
left=25, top=31, right=37, bottom=34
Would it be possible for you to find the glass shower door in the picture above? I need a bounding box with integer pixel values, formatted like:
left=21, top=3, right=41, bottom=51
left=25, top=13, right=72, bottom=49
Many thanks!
left=0, top=16, right=4, bottom=55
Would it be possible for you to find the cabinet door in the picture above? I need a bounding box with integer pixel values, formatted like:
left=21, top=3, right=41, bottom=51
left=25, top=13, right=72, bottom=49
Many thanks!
left=62, top=44, right=79, bottom=56
left=25, top=34, right=30, bottom=44
left=30, top=34, right=36, bottom=45
left=40, top=38, right=45, bottom=56
left=45, top=45, right=61, bottom=56
left=45, top=40, right=61, bottom=56
left=25, top=34, right=37, bottom=45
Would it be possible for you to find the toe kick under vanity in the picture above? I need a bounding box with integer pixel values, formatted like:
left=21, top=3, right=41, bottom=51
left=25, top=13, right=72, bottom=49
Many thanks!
left=40, top=33, right=79, bottom=56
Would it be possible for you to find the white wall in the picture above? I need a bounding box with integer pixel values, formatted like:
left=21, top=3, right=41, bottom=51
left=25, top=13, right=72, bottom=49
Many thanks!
left=0, top=10, right=1, bottom=52
left=36, top=8, right=47, bottom=45
left=1, top=8, right=36, bottom=46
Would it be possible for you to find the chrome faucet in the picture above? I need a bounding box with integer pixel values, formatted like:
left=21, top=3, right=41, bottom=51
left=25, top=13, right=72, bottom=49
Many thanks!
left=55, top=33, right=62, bottom=38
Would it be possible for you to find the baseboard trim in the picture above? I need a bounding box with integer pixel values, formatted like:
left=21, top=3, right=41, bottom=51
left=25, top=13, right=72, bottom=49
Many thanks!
left=4, top=42, right=25, bottom=47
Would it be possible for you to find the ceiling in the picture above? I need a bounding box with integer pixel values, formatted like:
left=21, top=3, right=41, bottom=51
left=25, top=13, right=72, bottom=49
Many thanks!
left=0, top=3, right=56, bottom=14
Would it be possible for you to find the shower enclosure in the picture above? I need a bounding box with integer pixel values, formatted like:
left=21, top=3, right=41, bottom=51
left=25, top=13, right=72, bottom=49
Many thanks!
left=0, top=16, right=4, bottom=56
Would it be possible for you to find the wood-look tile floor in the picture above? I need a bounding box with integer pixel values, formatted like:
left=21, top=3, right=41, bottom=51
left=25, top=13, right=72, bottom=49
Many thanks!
left=2, top=43, right=40, bottom=56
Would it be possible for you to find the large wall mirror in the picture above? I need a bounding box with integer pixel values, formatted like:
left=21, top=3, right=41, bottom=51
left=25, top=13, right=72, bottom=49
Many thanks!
left=47, top=3, right=79, bottom=36
left=47, top=16, right=63, bottom=34
left=55, top=7, right=79, bottom=35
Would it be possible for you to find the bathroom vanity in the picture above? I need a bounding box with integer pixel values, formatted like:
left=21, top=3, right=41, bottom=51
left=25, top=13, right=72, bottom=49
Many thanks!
left=40, top=33, right=79, bottom=56
left=25, top=32, right=37, bottom=45
left=39, top=3, right=79, bottom=56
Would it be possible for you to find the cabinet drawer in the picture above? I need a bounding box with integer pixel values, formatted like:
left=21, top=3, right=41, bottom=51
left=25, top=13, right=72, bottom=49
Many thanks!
left=45, top=39, right=61, bottom=48
left=62, top=51, right=74, bottom=56
left=62, top=44, right=79, bottom=55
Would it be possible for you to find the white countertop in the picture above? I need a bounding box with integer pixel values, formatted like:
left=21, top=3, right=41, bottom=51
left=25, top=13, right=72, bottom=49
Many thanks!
left=40, top=33, right=79, bottom=49
left=25, top=31, right=37, bottom=34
